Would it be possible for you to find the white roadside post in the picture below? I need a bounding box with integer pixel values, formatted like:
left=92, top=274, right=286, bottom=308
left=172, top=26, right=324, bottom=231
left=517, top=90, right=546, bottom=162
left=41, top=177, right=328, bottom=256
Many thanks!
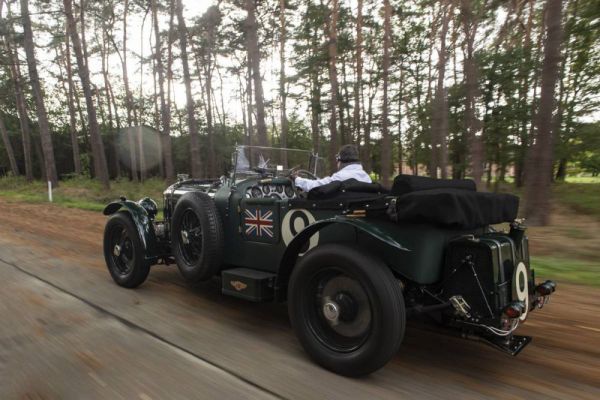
left=48, top=181, right=53, bottom=202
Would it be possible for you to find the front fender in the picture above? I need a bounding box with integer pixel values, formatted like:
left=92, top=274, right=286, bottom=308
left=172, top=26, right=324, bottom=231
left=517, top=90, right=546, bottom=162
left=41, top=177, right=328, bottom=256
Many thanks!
left=275, top=216, right=410, bottom=299
left=103, top=200, right=156, bottom=256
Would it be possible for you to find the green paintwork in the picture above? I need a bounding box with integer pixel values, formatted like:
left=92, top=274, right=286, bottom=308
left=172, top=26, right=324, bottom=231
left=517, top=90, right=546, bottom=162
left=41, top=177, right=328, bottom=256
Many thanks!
left=111, top=173, right=481, bottom=287
left=328, top=216, right=410, bottom=252
left=103, top=200, right=159, bottom=260
left=205, top=176, right=477, bottom=286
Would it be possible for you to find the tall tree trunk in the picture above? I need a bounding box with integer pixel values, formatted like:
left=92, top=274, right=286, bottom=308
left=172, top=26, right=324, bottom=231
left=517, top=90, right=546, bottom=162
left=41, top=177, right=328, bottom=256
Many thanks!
left=122, top=0, right=138, bottom=181
left=64, top=0, right=110, bottom=189
left=461, top=0, right=484, bottom=187
left=57, top=36, right=82, bottom=174
left=35, top=137, right=46, bottom=181
left=279, top=0, right=288, bottom=165
left=339, top=59, right=349, bottom=144
left=137, top=11, right=148, bottom=182
left=326, top=0, right=339, bottom=172
left=426, top=4, right=439, bottom=106
left=553, top=0, right=579, bottom=182
left=515, top=0, right=536, bottom=188
left=97, top=26, right=118, bottom=178
left=353, top=0, right=363, bottom=145
left=20, top=0, right=58, bottom=186
left=363, top=86, right=378, bottom=173
left=79, top=0, right=89, bottom=69
left=151, top=0, right=175, bottom=181
left=524, top=0, right=563, bottom=226
left=3, top=32, right=33, bottom=181
left=176, top=0, right=202, bottom=177
left=0, top=115, right=19, bottom=175
left=152, top=57, right=164, bottom=178
left=204, top=54, right=216, bottom=177
left=245, top=0, right=268, bottom=147
left=310, top=70, right=321, bottom=154
left=245, top=55, right=254, bottom=146
left=381, top=0, right=392, bottom=187
left=166, top=0, right=176, bottom=176
left=101, top=24, right=121, bottom=177
left=430, top=1, right=450, bottom=179
left=202, top=6, right=218, bottom=177
left=398, top=66, right=404, bottom=176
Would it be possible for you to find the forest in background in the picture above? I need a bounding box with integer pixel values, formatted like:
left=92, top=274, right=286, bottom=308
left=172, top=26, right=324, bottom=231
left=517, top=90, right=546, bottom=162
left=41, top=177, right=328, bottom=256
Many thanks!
left=0, top=0, right=599, bottom=226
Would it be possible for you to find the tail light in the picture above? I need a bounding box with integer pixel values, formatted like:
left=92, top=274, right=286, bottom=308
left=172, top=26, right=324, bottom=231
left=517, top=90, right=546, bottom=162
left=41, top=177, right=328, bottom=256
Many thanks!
left=535, top=280, right=556, bottom=296
left=503, top=301, right=526, bottom=319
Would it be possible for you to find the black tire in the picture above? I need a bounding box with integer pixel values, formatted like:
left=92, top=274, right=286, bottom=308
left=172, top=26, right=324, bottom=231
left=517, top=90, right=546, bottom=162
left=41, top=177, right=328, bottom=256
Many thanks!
left=288, top=244, right=405, bottom=377
left=103, top=212, right=150, bottom=288
left=171, top=191, right=224, bottom=283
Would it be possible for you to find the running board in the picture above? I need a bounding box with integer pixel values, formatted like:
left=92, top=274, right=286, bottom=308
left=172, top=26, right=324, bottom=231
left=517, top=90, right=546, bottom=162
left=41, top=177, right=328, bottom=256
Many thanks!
left=221, top=268, right=276, bottom=302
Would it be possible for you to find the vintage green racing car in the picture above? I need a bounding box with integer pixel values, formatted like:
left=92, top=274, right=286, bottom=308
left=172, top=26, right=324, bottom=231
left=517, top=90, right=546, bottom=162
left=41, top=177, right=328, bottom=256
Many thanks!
left=102, top=145, right=556, bottom=376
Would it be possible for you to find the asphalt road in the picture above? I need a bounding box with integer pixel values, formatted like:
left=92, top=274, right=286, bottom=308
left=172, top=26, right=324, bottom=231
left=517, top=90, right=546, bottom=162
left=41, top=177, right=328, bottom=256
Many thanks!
left=0, top=198, right=599, bottom=399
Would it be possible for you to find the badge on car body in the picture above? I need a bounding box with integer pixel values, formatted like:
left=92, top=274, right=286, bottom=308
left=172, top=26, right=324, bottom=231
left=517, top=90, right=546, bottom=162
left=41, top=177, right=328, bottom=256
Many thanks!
left=230, top=280, right=247, bottom=291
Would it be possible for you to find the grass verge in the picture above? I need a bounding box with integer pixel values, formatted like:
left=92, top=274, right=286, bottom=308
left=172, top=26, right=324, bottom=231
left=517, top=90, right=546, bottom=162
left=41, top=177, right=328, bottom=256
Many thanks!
left=0, top=175, right=166, bottom=211
left=553, top=182, right=600, bottom=219
left=531, top=256, right=600, bottom=287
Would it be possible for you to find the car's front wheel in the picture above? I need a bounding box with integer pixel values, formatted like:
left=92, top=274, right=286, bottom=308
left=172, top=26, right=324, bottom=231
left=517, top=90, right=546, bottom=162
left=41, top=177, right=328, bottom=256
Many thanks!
left=103, top=212, right=150, bottom=288
left=288, top=244, right=405, bottom=377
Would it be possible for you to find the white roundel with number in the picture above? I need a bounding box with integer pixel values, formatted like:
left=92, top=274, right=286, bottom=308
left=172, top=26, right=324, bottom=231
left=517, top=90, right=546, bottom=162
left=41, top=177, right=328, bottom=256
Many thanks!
left=281, top=209, right=319, bottom=255
left=513, top=261, right=530, bottom=321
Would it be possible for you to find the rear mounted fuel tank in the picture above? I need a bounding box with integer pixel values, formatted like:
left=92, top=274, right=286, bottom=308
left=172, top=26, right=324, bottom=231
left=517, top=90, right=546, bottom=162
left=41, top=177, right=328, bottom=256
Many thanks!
left=442, top=232, right=531, bottom=320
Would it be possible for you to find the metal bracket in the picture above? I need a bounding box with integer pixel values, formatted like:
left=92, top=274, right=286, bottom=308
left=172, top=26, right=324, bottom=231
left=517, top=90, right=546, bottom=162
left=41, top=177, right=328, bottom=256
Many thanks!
left=450, top=295, right=472, bottom=319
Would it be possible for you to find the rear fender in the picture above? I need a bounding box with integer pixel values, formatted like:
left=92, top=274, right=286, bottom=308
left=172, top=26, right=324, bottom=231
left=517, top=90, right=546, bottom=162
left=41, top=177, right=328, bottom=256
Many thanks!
left=103, top=200, right=157, bottom=257
left=275, top=216, right=410, bottom=300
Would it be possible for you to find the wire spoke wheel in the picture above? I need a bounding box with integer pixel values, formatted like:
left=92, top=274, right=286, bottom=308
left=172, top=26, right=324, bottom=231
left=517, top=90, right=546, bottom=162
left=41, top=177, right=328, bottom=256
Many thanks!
left=171, top=192, right=224, bottom=283
left=108, top=226, right=135, bottom=276
left=179, top=209, right=203, bottom=264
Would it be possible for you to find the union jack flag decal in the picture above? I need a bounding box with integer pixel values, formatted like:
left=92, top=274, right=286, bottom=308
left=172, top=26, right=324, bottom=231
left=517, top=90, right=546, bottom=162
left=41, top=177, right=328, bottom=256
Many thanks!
left=244, top=208, right=274, bottom=238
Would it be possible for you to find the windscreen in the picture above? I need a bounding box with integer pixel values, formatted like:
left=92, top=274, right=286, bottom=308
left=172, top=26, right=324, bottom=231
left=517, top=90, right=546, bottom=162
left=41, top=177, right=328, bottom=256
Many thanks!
left=233, top=146, right=324, bottom=179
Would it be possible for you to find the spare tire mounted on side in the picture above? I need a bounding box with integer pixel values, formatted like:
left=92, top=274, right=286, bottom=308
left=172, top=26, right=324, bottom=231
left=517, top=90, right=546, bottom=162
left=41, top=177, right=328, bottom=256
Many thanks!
left=172, top=191, right=224, bottom=282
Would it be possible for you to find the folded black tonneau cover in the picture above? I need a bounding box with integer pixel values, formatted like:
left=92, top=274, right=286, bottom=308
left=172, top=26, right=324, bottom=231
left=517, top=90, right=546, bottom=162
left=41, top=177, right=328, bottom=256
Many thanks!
left=303, top=175, right=519, bottom=229
left=388, top=188, right=519, bottom=229
left=391, top=174, right=476, bottom=196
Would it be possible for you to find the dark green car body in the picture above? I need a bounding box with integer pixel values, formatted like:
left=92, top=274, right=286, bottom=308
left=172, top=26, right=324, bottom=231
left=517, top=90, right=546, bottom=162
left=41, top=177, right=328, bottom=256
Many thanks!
left=102, top=146, right=556, bottom=374
left=105, top=175, right=480, bottom=290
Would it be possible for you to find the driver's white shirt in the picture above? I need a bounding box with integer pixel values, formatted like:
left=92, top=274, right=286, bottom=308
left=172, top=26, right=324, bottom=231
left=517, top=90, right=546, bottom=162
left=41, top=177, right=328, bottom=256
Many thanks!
left=294, top=164, right=372, bottom=192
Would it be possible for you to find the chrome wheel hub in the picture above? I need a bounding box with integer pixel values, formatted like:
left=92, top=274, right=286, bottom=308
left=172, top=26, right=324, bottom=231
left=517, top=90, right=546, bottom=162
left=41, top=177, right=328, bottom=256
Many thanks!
left=322, top=299, right=340, bottom=323
left=113, top=244, right=121, bottom=257
left=181, top=230, right=190, bottom=244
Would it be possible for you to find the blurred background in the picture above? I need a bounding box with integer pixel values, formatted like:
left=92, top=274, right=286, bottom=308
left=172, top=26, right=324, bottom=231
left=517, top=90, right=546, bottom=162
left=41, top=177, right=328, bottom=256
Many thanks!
left=1, top=0, right=598, bottom=285
left=0, top=0, right=599, bottom=398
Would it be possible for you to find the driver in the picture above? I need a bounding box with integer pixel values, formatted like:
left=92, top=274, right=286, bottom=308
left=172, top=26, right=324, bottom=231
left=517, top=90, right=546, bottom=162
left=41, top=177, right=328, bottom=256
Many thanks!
left=293, top=145, right=371, bottom=192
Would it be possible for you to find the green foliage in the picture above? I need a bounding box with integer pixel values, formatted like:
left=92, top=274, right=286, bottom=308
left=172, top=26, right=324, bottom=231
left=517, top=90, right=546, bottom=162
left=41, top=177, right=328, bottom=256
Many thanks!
left=272, top=113, right=313, bottom=151
left=532, top=256, right=600, bottom=287
left=553, top=182, right=600, bottom=218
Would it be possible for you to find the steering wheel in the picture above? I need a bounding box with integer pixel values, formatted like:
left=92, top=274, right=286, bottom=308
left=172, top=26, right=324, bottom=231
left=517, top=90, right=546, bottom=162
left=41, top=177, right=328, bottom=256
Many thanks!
left=287, top=168, right=318, bottom=197
left=294, top=169, right=318, bottom=180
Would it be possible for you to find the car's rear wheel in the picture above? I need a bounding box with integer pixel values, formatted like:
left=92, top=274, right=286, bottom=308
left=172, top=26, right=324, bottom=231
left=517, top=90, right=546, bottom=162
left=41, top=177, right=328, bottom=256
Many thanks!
left=172, top=192, right=223, bottom=283
left=103, top=212, right=150, bottom=288
left=288, top=244, right=405, bottom=377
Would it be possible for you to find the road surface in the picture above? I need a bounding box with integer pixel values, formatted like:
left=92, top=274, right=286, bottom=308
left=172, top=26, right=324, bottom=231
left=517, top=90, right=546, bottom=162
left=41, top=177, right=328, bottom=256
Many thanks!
left=0, top=198, right=598, bottom=399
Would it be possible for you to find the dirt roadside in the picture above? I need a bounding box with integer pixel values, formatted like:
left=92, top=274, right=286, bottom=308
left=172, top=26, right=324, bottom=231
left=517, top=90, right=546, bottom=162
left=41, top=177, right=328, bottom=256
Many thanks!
left=0, top=197, right=599, bottom=399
